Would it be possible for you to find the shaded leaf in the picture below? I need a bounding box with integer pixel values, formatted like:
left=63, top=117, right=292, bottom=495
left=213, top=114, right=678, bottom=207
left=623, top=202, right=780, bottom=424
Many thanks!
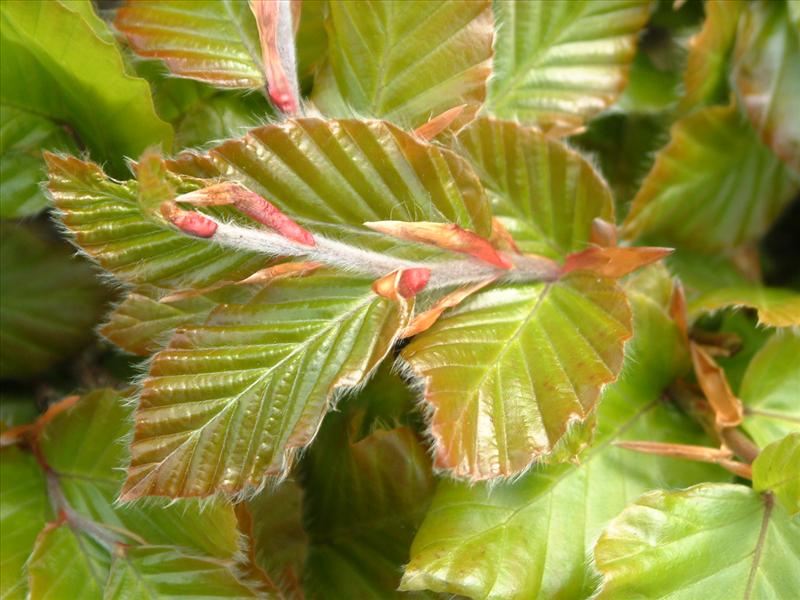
left=680, top=0, right=743, bottom=112
left=740, top=331, right=800, bottom=447
left=0, top=0, right=171, bottom=175
left=115, top=0, right=264, bottom=89
left=0, top=104, right=77, bottom=217
left=312, top=0, right=493, bottom=130
left=733, top=0, right=800, bottom=171
left=122, top=273, right=412, bottom=498
left=456, top=117, right=614, bottom=258
left=689, top=285, right=800, bottom=327
left=401, top=267, right=728, bottom=599
left=593, top=483, right=800, bottom=599
left=624, top=102, right=799, bottom=252
left=753, top=432, right=800, bottom=516
left=487, top=0, right=652, bottom=133
left=0, top=223, right=107, bottom=379
left=301, top=382, right=436, bottom=599
left=104, top=547, right=260, bottom=599
left=247, top=481, right=308, bottom=599
left=0, top=447, right=47, bottom=600
left=402, top=272, right=632, bottom=480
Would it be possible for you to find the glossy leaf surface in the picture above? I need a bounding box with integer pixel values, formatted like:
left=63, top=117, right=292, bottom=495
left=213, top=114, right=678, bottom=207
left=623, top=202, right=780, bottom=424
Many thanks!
left=115, top=0, right=264, bottom=89
left=593, top=484, right=800, bottom=599
left=487, top=0, right=651, bottom=132
left=0, top=223, right=107, bottom=379
left=402, top=272, right=632, bottom=479
left=624, top=103, right=799, bottom=252
left=456, top=117, right=614, bottom=258
left=312, top=0, right=493, bottom=130
left=753, top=432, right=800, bottom=516
left=739, top=331, right=800, bottom=447
left=733, top=0, right=800, bottom=171
left=122, top=274, right=411, bottom=498
left=0, top=0, right=171, bottom=174
left=401, top=268, right=727, bottom=599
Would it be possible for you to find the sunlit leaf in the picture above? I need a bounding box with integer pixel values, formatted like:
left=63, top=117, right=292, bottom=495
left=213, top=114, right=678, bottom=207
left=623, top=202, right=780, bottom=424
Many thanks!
left=312, top=0, right=493, bottom=130
left=487, top=0, right=652, bottom=133
left=753, top=432, right=800, bottom=516
left=0, top=447, right=47, bottom=600
left=401, top=267, right=728, bottom=599
left=593, top=483, right=800, bottom=599
left=680, top=0, right=743, bottom=112
left=0, top=0, right=171, bottom=175
left=455, top=117, right=614, bottom=258
left=689, top=285, right=800, bottom=327
left=402, top=272, right=631, bottom=479
left=624, top=102, right=799, bottom=252
left=0, top=222, right=107, bottom=379
left=739, top=331, right=800, bottom=447
left=301, top=384, right=436, bottom=598
left=122, top=273, right=412, bottom=498
left=733, top=0, right=800, bottom=171
left=115, top=0, right=264, bottom=90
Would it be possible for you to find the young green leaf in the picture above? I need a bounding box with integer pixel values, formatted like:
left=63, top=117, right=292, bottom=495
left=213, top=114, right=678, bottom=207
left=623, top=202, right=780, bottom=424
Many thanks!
left=455, top=117, right=615, bottom=258
left=0, top=223, right=107, bottom=379
left=593, top=484, right=800, bottom=599
left=624, top=102, right=799, bottom=252
left=739, top=331, right=800, bottom=447
left=487, top=0, right=652, bottom=133
left=689, top=285, right=800, bottom=327
left=121, top=273, right=413, bottom=498
left=0, top=447, right=47, bottom=600
left=733, top=0, right=800, bottom=171
left=0, top=0, right=172, bottom=174
left=115, top=0, right=265, bottom=89
left=680, top=0, right=743, bottom=112
left=401, top=267, right=729, bottom=598
left=753, top=432, right=800, bottom=516
left=312, top=0, right=493, bottom=130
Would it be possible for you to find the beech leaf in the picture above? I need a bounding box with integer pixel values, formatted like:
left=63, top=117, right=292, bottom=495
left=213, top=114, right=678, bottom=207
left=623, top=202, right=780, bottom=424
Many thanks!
left=733, top=0, right=800, bottom=171
left=690, top=285, right=800, bottom=328
left=121, top=273, right=413, bottom=498
left=486, top=0, right=652, bottom=133
left=593, top=484, right=800, bottom=599
left=753, top=432, right=800, bottom=516
left=739, top=331, right=800, bottom=447
left=401, top=267, right=729, bottom=599
left=312, top=0, right=493, bottom=130
left=623, top=102, right=799, bottom=252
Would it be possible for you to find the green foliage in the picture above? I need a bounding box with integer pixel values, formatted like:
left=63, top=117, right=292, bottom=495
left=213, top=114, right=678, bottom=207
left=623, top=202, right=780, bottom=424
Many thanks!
left=1, top=1, right=798, bottom=598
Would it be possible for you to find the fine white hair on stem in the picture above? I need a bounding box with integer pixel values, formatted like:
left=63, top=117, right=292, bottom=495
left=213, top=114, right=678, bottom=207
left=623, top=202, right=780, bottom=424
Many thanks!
left=209, top=217, right=561, bottom=289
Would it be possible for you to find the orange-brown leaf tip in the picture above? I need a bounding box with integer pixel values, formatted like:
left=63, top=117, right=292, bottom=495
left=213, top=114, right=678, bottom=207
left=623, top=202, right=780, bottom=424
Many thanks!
left=690, top=342, right=743, bottom=428
left=490, top=218, right=521, bottom=254
left=372, top=268, right=430, bottom=300
left=670, top=279, right=689, bottom=344
left=364, top=221, right=512, bottom=270
left=561, top=246, right=673, bottom=278
left=402, top=277, right=495, bottom=338
left=161, top=201, right=217, bottom=238
left=590, top=218, right=618, bottom=247
left=414, top=105, right=467, bottom=140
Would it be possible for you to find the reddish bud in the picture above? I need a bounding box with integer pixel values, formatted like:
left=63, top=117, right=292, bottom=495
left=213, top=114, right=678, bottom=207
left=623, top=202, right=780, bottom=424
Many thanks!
left=372, top=268, right=431, bottom=300
left=414, top=105, right=466, bottom=140
left=161, top=201, right=217, bottom=238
